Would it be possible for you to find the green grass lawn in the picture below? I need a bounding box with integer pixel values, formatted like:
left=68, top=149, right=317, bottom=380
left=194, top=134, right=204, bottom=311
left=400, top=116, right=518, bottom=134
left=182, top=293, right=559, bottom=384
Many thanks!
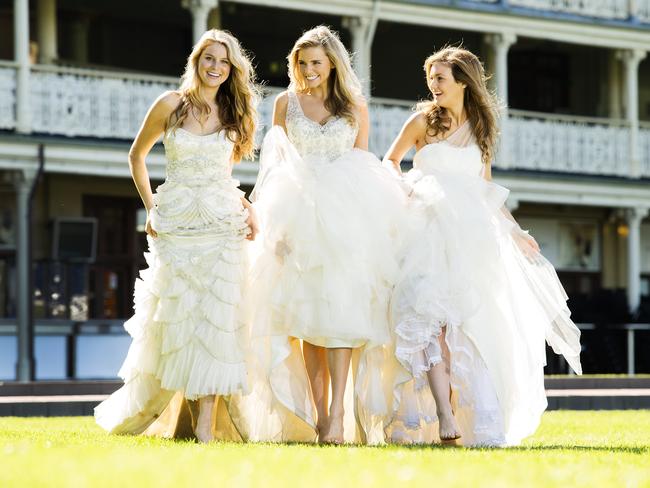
left=1, top=411, right=648, bottom=487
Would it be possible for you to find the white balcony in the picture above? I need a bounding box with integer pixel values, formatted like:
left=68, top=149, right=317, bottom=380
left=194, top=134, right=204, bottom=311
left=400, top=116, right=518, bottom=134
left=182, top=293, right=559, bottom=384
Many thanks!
left=507, top=110, right=632, bottom=177
left=1, top=64, right=648, bottom=178
left=503, top=0, right=650, bottom=22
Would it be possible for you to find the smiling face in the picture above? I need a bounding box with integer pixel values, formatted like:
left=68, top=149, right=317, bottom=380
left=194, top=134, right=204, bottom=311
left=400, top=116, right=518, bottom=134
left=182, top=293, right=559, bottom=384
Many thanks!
left=197, top=42, right=231, bottom=89
left=427, top=62, right=465, bottom=109
left=297, top=46, right=332, bottom=89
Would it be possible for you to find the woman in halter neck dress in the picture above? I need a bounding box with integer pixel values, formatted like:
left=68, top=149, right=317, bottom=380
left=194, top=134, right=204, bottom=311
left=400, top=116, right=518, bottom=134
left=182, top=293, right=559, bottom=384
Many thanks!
left=94, top=30, right=259, bottom=443
left=383, top=47, right=582, bottom=447
left=248, top=26, right=405, bottom=444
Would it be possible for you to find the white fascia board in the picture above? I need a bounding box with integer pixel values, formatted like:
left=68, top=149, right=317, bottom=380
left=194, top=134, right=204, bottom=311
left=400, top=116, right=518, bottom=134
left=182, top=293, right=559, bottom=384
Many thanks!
left=378, top=3, right=650, bottom=50
left=0, top=141, right=260, bottom=185
left=229, top=0, right=371, bottom=16
left=42, top=145, right=166, bottom=180
left=499, top=174, right=650, bottom=208
left=236, top=0, right=650, bottom=50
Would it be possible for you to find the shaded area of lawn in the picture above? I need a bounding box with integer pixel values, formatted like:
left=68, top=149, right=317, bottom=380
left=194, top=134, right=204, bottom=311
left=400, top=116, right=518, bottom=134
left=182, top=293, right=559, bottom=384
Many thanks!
left=1, top=411, right=648, bottom=487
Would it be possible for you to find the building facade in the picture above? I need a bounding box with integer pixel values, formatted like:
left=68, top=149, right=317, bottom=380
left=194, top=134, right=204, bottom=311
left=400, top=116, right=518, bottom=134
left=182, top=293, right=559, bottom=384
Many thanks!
left=1, top=0, right=650, bottom=379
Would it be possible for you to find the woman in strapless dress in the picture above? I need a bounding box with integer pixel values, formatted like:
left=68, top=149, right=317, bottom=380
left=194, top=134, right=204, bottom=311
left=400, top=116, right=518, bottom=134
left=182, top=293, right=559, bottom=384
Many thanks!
left=383, top=47, right=582, bottom=447
left=94, top=29, right=259, bottom=443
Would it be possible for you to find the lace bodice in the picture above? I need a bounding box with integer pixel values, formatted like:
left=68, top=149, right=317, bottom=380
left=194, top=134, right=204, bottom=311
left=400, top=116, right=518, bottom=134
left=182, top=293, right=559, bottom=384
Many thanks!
left=413, top=121, right=483, bottom=177
left=152, top=127, right=247, bottom=237
left=285, top=91, right=358, bottom=161
left=163, top=128, right=234, bottom=183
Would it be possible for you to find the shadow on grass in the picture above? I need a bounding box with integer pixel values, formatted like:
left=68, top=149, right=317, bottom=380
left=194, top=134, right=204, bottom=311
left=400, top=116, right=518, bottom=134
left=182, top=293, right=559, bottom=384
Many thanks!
left=239, top=441, right=649, bottom=454
left=380, top=444, right=650, bottom=454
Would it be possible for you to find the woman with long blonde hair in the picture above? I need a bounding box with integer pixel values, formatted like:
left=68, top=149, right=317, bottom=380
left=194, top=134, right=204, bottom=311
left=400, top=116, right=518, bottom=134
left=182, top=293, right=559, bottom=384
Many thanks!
left=248, top=26, right=405, bottom=444
left=95, top=29, right=259, bottom=443
left=383, top=46, right=582, bottom=446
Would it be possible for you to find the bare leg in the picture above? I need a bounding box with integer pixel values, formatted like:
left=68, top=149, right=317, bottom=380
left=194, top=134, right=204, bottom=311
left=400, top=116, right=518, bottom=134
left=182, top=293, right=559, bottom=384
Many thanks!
left=426, top=327, right=461, bottom=441
left=303, top=341, right=330, bottom=435
left=321, top=347, right=353, bottom=444
left=195, top=395, right=216, bottom=443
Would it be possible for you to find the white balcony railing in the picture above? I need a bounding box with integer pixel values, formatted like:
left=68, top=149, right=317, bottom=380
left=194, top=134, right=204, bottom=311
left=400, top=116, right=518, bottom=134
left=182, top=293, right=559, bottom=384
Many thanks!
left=472, top=0, right=650, bottom=22
left=641, top=123, right=650, bottom=176
left=30, top=65, right=178, bottom=139
left=507, top=110, right=631, bottom=176
left=1, top=64, right=649, bottom=178
left=507, top=0, right=630, bottom=19
left=0, top=63, right=16, bottom=130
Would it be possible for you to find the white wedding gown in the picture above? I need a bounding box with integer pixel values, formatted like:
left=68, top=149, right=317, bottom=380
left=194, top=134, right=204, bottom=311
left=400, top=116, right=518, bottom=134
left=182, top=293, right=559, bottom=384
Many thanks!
left=246, top=91, right=406, bottom=444
left=386, top=122, right=582, bottom=447
left=94, top=128, right=251, bottom=437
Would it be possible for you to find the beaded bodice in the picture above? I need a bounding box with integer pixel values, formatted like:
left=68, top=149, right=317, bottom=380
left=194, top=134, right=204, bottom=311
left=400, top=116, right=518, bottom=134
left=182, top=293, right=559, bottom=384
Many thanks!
left=285, top=91, right=358, bottom=162
left=163, top=128, right=234, bottom=183
left=151, top=127, right=247, bottom=237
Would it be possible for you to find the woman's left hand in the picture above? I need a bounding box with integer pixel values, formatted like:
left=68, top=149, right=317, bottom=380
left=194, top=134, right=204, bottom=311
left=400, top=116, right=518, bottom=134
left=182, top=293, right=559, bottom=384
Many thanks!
left=245, top=206, right=259, bottom=241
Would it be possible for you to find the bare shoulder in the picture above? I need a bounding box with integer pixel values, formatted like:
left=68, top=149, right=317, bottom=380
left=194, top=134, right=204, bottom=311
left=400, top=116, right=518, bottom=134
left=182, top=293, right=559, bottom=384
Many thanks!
left=274, top=90, right=289, bottom=110
left=151, top=90, right=181, bottom=118
left=353, top=97, right=368, bottom=115
left=406, top=111, right=428, bottom=131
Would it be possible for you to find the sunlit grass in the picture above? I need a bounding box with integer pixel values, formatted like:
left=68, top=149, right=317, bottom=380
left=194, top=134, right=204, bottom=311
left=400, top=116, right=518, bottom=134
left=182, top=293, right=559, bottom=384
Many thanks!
left=1, top=411, right=648, bottom=487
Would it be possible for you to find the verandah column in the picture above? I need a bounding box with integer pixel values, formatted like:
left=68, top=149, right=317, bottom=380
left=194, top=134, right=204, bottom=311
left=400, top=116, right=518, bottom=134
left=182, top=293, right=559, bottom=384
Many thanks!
left=485, top=32, right=516, bottom=169
left=14, top=0, right=31, bottom=134
left=36, top=0, right=57, bottom=64
left=182, top=0, right=219, bottom=44
left=617, top=48, right=647, bottom=178
left=626, top=206, right=649, bottom=315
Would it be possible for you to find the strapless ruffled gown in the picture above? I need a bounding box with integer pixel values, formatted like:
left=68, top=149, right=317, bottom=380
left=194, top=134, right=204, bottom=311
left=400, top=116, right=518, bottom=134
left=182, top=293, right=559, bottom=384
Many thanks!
left=386, top=123, right=582, bottom=447
left=94, top=128, right=251, bottom=438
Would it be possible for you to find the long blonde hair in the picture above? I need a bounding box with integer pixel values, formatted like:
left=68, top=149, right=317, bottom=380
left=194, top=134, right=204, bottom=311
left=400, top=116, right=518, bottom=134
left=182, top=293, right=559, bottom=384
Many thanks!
left=287, top=26, right=362, bottom=124
left=417, top=47, right=499, bottom=164
left=167, top=29, right=258, bottom=162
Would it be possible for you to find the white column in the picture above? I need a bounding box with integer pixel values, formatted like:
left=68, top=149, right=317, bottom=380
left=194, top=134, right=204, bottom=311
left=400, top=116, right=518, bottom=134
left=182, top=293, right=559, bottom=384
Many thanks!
left=207, top=5, right=221, bottom=30
left=485, top=33, right=516, bottom=168
left=626, top=206, right=649, bottom=314
left=618, top=49, right=647, bottom=178
left=343, top=16, right=373, bottom=98
left=13, top=167, right=39, bottom=381
left=14, top=0, right=31, bottom=134
left=37, top=0, right=57, bottom=64
left=182, top=0, right=219, bottom=44
left=608, top=50, right=622, bottom=119
left=70, top=15, right=90, bottom=63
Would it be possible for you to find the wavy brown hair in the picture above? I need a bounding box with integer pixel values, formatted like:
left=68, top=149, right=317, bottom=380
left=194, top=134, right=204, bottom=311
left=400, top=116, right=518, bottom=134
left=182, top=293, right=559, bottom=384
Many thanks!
left=167, top=29, right=259, bottom=162
left=287, top=26, right=363, bottom=125
left=417, top=47, right=499, bottom=164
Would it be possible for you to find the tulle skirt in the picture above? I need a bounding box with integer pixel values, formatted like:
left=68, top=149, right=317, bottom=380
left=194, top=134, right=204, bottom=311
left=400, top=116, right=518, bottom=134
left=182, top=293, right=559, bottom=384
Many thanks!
left=95, top=182, right=251, bottom=438
left=386, top=168, right=582, bottom=447
left=245, top=127, right=406, bottom=443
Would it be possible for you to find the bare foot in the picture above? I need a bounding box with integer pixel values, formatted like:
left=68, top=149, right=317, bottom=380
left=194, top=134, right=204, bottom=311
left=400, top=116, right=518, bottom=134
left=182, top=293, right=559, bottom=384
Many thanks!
left=316, top=419, right=329, bottom=439
left=194, top=396, right=215, bottom=444
left=438, top=411, right=461, bottom=442
left=194, top=419, right=214, bottom=444
left=319, top=413, right=344, bottom=445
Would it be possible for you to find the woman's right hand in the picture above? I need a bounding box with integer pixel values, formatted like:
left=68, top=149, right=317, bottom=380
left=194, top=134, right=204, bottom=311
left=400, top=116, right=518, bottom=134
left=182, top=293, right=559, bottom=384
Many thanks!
left=145, top=211, right=158, bottom=238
